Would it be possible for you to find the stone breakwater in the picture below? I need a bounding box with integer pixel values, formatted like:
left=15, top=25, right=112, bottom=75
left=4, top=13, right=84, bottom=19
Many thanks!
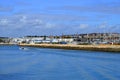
left=18, top=44, right=120, bottom=52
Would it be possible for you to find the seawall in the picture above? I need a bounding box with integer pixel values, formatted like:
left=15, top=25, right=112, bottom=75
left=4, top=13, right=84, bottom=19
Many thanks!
left=18, top=44, right=120, bottom=52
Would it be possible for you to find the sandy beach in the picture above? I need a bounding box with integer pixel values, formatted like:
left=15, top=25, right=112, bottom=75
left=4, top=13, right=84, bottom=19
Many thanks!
left=18, top=44, right=120, bottom=52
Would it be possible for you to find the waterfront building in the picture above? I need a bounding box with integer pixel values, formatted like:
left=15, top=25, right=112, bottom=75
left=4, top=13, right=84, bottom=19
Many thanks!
left=0, top=37, right=10, bottom=43
left=6, top=33, right=120, bottom=45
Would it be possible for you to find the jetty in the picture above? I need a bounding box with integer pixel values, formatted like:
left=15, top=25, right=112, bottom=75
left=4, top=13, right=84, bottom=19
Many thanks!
left=18, top=44, right=120, bottom=52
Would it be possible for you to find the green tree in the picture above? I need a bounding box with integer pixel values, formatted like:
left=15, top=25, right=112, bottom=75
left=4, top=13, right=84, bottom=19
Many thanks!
left=0, top=39, right=4, bottom=42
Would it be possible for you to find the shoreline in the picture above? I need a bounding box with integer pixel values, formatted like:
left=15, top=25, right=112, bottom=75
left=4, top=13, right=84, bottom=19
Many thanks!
left=18, top=44, right=120, bottom=52
left=0, top=43, right=16, bottom=45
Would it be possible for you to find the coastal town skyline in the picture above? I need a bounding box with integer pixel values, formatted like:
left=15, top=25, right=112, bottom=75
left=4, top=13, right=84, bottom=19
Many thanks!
left=0, top=0, right=120, bottom=37
left=1, top=33, right=120, bottom=45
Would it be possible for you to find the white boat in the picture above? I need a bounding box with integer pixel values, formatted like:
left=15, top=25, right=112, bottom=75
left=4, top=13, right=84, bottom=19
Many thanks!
left=19, top=47, right=28, bottom=50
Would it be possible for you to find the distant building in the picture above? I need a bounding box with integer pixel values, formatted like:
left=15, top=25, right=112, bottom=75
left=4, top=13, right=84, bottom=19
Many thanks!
left=8, top=33, right=120, bottom=45
left=0, top=37, right=10, bottom=43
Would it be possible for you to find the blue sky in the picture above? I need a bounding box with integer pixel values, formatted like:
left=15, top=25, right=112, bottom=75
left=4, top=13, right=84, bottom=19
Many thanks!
left=0, top=0, right=120, bottom=37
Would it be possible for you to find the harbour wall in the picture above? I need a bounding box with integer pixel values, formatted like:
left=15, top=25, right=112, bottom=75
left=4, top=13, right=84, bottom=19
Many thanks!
left=18, top=44, right=120, bottom=52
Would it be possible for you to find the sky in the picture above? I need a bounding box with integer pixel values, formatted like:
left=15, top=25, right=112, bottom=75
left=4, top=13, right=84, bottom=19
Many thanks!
left=0, top=0, right=120, bottom=37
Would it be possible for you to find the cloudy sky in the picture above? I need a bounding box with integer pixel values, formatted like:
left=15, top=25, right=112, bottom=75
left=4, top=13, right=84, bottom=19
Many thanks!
left=0, top=0, right=120, bottom=37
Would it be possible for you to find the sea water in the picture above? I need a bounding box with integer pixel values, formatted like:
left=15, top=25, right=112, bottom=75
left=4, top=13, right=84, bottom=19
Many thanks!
left=0, top=45, right=120, bottom=80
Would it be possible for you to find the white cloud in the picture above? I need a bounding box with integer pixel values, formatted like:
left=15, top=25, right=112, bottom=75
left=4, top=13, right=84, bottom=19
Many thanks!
left=0, top=19, right=9, bottom=25
left=0, top=14, right=59, bottom=30
left=19, top=16, right=27, bottom=23
left=35, top=19, right=43, bottom=24
left=45, top=23, right=56, bottom=28
left=99, top=22, right=107, bottom=28
left=79, top=24, right=88, bottom=29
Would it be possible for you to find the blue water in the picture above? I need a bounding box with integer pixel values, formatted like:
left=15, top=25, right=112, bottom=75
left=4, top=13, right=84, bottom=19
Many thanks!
left=0, top=45, right=120, bottom=80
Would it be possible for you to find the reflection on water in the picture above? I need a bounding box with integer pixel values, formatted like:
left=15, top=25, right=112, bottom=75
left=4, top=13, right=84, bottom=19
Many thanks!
left=0, top=45, right=120, bottom=80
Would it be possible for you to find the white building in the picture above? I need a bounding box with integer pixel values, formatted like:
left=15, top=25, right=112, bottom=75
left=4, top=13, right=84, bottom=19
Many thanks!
left=29, top=37, right=44, bottom=44
left=58, top=38, right=74, bottom=43
left=11, top=38, right=24, bottom=44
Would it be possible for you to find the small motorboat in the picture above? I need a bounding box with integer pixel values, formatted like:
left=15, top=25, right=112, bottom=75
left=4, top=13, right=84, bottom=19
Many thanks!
left=19, top=47, right=28, bottom=50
